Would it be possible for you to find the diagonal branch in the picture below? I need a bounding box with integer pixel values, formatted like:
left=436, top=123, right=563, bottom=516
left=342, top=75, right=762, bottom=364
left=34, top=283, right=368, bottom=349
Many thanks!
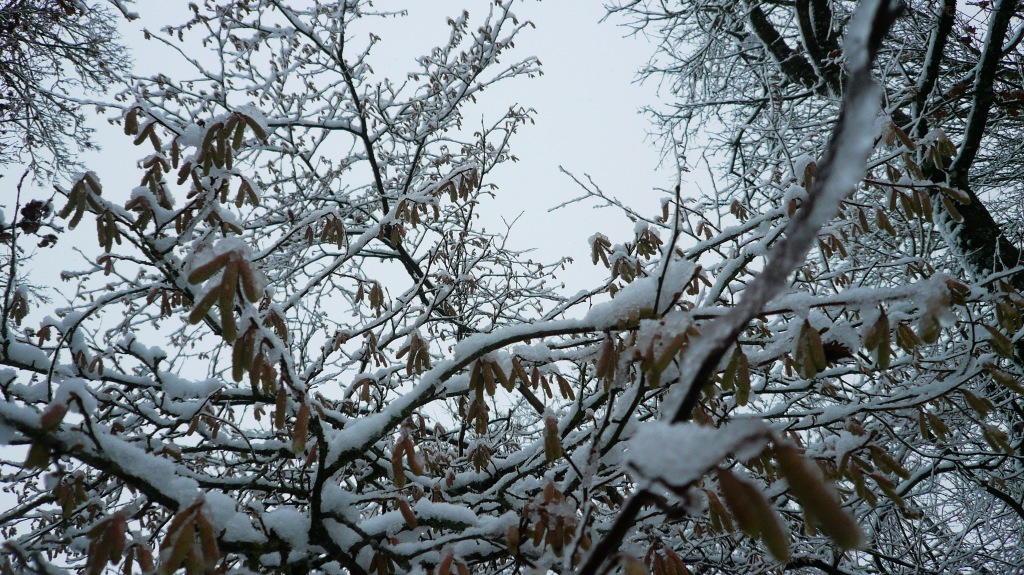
left=948, top=0, right=1017, bottom=187
left=746, top=1, right=821, bottom=90
left=575, top=2, right=903, bottom=573
left=795, top=0, right=843, bottom=95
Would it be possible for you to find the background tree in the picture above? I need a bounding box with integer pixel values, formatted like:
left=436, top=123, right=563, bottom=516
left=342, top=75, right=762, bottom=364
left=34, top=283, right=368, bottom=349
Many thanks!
left=601, top=0, right=1024, bottom=572
left=1, top=1, right=1022, bottom=575
left=0, top=0, right=133, bottom=178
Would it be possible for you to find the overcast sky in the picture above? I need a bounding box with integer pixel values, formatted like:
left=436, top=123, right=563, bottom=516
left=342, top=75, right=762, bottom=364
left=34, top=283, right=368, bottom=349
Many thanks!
left=65, top=1, right=681, bottom=295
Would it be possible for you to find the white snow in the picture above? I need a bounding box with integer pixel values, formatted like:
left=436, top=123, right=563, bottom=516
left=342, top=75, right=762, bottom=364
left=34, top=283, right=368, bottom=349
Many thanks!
left=356, top=510, right=405, bottom=538
left=53, top=378, right=98, bottom=413
left=96, top=432, right=200, bottom=506
left=204, top=492, right=265, bottom=543
left=626, top=419, right=769, bottom=487
left=584, top=259, right=695, bottom=326
left=4, top=340, right=51, bottom=369
left=160, top=372, right=222, bottom=400
left=413, top=499, right=478, bottom=528
left=263, top=507, right=310, bottom=551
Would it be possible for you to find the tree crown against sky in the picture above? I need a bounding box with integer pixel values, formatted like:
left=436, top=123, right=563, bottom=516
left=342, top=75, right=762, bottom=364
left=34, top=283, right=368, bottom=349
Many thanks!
left=0, top=0, right=133, bottom=178
left=1, top=1, right=1024, bottom=575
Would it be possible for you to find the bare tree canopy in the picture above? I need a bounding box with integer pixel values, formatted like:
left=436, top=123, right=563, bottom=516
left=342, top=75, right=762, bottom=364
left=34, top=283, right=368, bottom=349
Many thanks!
left=0, top=0, right=131, bottom=177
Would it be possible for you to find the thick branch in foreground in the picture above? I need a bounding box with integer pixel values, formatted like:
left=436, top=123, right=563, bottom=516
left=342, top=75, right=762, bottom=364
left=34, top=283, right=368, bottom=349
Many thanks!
left=575, top=2, right=903, bottom=573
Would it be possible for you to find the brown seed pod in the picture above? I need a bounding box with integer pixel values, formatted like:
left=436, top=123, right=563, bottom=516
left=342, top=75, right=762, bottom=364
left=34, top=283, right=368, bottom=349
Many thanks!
left=774, top=442, right=862, bottom=550
left=398, top=499, right=417, bottom=529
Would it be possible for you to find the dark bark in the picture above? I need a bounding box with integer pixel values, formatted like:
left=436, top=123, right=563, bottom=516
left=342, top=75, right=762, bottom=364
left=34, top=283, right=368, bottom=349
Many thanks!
left=747, top=2, right=821, bottom=89
left=910, top=0, right=957, bottom=138
left=796, top=0, right=843, bottom=95
left=948, top=0, right=1016, bottom=187
left=938, top=0, right=1022, bottom=284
